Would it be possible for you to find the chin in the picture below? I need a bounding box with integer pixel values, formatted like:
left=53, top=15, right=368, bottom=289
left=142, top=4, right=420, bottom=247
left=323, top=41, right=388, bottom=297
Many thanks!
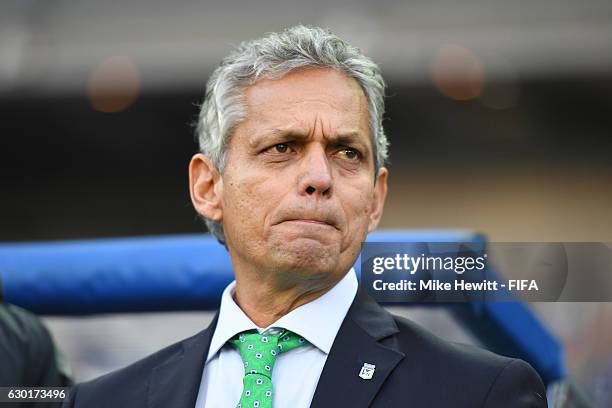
left=269, top=238, right=340, bottom=274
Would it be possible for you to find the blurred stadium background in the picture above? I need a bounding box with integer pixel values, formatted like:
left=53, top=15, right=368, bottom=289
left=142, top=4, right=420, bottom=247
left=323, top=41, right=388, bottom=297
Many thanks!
left=1, top=0, right=611, bottom=406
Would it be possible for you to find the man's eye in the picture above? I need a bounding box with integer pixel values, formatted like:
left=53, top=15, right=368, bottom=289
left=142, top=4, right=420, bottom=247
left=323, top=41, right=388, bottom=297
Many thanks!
left=338, top=148, right=360, bottom=160
left=271, top=143, right=289, bottom=153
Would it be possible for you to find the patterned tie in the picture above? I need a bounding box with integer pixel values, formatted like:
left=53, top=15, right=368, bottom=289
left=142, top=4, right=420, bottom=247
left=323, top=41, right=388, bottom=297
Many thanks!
left=228, top=329, right=309, bottom=408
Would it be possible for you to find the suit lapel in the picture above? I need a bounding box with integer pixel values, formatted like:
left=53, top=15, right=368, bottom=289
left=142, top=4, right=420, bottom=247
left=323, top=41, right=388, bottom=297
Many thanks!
left=147, top=312, right=219, bottom=408
left=310, top=288, right=405, bottom=408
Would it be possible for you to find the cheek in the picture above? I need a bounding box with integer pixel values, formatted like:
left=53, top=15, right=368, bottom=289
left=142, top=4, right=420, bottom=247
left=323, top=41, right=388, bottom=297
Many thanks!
left=342, top=182, right=374, bottom=229
left=224, top=176, right=256, bottom=221
left=222, top=170, right=280, bottom=232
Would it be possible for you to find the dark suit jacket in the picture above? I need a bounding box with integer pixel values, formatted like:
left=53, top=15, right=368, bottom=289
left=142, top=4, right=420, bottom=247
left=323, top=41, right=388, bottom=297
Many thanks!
left=63, top=288, right=547, bottom=407
left=1, top=303, right=73, bottom=408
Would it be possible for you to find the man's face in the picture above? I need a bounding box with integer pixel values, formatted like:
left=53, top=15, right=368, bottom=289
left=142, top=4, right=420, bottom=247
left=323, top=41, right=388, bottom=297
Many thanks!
left=193, top=68, right=387, bottom=286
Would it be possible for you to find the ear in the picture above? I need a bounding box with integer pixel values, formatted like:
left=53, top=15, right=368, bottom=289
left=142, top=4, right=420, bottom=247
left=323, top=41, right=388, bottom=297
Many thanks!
left=367, top=167, right=388, bottom=232
left=189, top=153, right=223, bottom=222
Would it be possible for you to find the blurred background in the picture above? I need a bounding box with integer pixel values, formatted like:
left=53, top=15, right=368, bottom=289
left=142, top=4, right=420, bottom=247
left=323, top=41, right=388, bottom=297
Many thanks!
left=1, top=0, right=611, bottom=405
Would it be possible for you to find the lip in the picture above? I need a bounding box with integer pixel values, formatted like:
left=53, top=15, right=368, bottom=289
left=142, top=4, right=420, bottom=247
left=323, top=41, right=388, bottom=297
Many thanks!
left=280, top=218, right=339, bottom=230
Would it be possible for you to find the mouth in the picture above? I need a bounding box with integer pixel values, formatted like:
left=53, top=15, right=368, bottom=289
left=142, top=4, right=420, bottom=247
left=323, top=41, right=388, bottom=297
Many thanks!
left=279, top=218, right=340, bottom=231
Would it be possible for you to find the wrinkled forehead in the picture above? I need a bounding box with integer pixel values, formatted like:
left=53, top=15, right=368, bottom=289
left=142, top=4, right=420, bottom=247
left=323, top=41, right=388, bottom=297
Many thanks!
left=240, top=68, right=371, bottom=143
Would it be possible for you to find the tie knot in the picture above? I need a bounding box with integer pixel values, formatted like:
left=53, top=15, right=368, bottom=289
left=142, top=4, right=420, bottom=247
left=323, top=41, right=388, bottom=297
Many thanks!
left=230, top=329, right=307, bottom=354
left=228, top=329, right=308, bottom=377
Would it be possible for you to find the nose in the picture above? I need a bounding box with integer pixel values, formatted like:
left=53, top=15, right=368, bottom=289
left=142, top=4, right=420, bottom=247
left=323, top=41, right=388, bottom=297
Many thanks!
left=297, top=144, right=332, bottom=197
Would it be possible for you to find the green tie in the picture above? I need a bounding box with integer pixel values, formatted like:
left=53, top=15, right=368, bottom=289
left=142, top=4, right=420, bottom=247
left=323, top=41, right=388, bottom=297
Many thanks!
left=228, top=329, right=309, bottom=408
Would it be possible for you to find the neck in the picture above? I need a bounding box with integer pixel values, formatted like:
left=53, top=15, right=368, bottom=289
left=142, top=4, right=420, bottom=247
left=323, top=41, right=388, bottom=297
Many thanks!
left=233, top=269, right=341, bottom=328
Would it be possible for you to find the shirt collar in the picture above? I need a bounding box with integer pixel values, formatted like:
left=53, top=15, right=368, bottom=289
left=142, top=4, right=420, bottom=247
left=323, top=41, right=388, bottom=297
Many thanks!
left=206, top=267, right=358, bottom=362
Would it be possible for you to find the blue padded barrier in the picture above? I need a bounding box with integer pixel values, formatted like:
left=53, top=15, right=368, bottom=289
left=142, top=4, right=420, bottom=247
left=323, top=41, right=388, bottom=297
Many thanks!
left=0, top=235, right=233, bottom=314
left=0, top=230, right=479, bottom=315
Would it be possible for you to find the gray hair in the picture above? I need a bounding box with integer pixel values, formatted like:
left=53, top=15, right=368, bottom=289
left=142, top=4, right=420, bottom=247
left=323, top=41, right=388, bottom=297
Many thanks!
left=195, top=25, right=389, bottom=245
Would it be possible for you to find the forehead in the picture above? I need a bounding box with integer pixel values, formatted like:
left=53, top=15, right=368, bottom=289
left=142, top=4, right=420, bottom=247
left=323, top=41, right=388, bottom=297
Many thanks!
left=240, top=68, right=370, bottom=139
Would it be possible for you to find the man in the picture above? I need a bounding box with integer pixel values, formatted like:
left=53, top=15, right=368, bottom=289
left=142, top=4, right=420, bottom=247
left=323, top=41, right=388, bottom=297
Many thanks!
left=64, top=25, right=546, bottom=407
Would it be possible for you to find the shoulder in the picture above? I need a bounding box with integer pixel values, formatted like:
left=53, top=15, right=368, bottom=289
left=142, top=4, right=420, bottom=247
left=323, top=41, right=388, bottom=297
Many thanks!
left=64, top=329, right=202, bottom=408
left=0, top=303, right=53, bottom=359
left=379, top=314, right=547, bottom=407
left=0, top=303, right=71, bottom=386
left=389, top=314, right=514, bottom=370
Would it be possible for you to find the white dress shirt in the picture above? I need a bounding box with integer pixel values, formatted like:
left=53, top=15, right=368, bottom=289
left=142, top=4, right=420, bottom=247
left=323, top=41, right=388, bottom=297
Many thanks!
left=195, top=268, right=358, bottom=408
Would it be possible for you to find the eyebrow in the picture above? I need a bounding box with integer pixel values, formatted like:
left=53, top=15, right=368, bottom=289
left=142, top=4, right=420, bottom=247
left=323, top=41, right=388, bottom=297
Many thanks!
left=249, top=128, right=370, bottom=151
